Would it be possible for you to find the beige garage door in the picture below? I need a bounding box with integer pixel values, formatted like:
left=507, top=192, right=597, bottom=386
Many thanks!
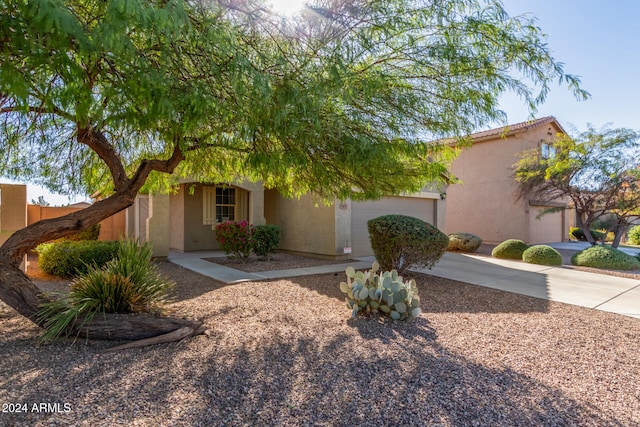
left=529, top=206, right=564, bottom=244
left=351, top=197, right=436, bottom=257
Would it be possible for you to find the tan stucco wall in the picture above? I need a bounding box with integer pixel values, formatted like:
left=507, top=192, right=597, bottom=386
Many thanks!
left=147, top=193, right=170, bottom=258
left=169, top=189, right=186, bottom=251
left=0, top=184, right=27, bottom=245
left=168, top=182, right=265, bottom=252
left=445, top=123, right=565, bottom=244
left=26, top=204, right=126, bottom=241
left=264, top=190, right=337, bottom=257
left=181, top=184, right=218, bottom=251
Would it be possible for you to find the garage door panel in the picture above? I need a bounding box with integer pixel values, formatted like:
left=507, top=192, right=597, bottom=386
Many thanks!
left=351, top=197, right=436, bottom=257
left=529, top=207, right=563, bottom=244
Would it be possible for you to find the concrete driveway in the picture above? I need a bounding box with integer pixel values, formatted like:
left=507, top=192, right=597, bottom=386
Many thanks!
left=409, top=251, right=640, bottom=319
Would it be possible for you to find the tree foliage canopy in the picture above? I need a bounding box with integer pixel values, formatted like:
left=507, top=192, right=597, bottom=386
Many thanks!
left=1, top=0, right=587, bottom=202
left=0, top=0, right=590, bottom=341
left=514, top=125, right=640, bottom=247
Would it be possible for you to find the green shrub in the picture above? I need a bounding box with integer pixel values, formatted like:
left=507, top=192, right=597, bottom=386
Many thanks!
left=37, top=240, right=174, bottom=341
left=252, top=224, right=280, bottom=260
left=603, top=231, right=615, bottom=243
left=571, top=246, right=640, bottom=271
left=36, top=240, right=119, bottom=277
left=64, top=224, right=101, bottom=241
left=339, top=263, right=421, bottom=321
left=569, top=227, right=605, bottom=242
left=491, top=239, right=529, bottom=260
left=522, top=245, right=563, bottom=266
left=447, top=232, right=483, bottom=252
left=627, top=225, right=640, bottom=245
left=367, top=214, right=448, bottom=275
left=215, top=220, right=253, bottom=259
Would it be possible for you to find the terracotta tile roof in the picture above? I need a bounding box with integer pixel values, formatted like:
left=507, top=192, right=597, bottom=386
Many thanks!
left=469, top=116, right=566, bottom=141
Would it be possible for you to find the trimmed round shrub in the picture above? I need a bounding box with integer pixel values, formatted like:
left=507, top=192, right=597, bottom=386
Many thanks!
left=367, top=214, right=449, bottom=275
left=491, top=239, right=529, bottom=260
left=447, top=232, right=482, bottom=252
left=522, top=245, right=563, bottom=266
left=571, top=246, right=640, bottom=271
left=36, top=240, right=119, bottom=277
left=627, top=225, right=640, bottom=245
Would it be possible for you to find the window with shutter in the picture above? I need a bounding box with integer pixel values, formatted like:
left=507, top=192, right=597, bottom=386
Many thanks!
left=203, top=186, right=236, bottom=225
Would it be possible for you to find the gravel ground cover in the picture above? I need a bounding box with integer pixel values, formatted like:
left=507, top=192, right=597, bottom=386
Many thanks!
left=1, top=260, right=639, bottom=426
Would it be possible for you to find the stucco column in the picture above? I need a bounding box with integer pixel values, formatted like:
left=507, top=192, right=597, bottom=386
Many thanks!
left=146, top=193, right=170, bottom=258
left=246, top=183, right=266, bottom=226
left=335, top=199, right=351, bottom=258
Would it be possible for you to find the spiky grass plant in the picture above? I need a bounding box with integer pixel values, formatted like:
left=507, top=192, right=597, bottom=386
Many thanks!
left=37, top=240, right=175, bottom=342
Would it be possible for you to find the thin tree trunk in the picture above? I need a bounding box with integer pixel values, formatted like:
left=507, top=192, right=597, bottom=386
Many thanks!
left=611, top=222, right=625, bottom=249
left=575, top=215, right=597, bottom=246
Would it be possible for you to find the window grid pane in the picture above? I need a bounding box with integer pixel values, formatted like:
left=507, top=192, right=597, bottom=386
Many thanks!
left=214, top=187, right=236, bottom=223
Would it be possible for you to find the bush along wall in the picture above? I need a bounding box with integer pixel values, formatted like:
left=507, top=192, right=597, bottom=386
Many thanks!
left=214, top=221, right=280, bottom=260
left=447, top=232, right=482, bottom=252
left=252, top=225, right=281, bottom=260
left=569, top=227, right=605, bottom=242
left=36, top=240, right=120, bottom=278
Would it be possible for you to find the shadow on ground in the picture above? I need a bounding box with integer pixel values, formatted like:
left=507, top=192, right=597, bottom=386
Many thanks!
left=0, top=320, right=624, bottom=426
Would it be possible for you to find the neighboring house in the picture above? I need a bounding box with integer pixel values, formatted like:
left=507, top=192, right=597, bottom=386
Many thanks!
left=129, top=181, right=445, bottom=259
left=445, top=116, right=574, bottom=244
left=0, top=183, right=125, bottom=245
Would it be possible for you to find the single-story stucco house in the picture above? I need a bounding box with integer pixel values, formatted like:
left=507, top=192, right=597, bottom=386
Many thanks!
left=127, top=182, right=446, bottom=259
left=445, top=116, right=575, bottom=244
left=130, top=116, right=576, bottom=258
left=3, top=116, right=572, bottom=260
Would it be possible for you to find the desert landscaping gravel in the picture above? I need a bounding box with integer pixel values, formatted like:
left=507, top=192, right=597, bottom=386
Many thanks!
left=1, top=259, right=639, bottom=426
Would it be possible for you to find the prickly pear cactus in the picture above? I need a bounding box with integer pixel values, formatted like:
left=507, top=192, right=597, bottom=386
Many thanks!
left=339, top=262, right=421, bottom=321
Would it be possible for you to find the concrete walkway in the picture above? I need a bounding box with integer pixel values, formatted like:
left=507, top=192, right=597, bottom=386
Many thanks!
left=169, top=250, right=640, bottom=320
left=168, top=250, right=372, bottom=284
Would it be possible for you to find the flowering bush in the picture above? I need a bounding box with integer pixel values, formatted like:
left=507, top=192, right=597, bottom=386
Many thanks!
left=215, top=220, right=253, bottom=259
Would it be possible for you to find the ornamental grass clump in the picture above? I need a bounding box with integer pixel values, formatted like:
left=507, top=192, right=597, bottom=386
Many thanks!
left=37, top=240, right=175, bottom=342
left=571, top=246, right=640, bottom=271
left=522, top=245, right=563, bottom=266
left=491, top=239, right=529, bottom=260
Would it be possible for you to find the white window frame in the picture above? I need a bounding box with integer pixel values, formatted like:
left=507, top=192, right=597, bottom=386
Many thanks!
left=541, top=142, right=556, bottom=159
left=203, top=186, right=236, bottom=225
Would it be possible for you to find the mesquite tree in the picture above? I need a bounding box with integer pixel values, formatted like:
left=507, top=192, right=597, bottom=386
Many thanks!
left=0, top=0, right=587, bottom=342
left=515, top=125, right=640, bottom=248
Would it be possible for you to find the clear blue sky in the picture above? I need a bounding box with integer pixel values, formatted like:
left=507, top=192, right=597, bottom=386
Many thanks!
left=499, top=0, right=640, bottom=132
left=4, top=0, right=639, bottom=205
